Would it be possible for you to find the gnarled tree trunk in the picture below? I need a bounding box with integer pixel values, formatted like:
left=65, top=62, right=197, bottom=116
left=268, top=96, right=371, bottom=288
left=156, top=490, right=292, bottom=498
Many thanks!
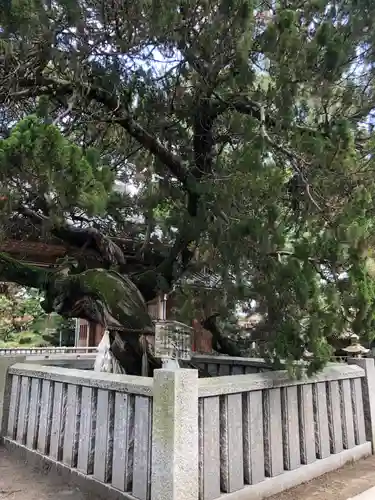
left=0, top=252, right=163, bottom=375
left=0, top=252, right=246, bottom=376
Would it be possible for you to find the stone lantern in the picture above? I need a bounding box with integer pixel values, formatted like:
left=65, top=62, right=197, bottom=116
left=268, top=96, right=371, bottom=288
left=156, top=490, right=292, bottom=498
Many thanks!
left=342, top=333, right=370, bottom=358
left=303, top=348, right=313, bottom=358
left=153, top=320, right=194, bottom=368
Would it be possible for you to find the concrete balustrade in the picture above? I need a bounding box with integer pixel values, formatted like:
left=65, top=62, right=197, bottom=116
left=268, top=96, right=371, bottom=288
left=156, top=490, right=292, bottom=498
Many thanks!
left=0, top=347, right=97, bottom=356
left=0, top=356, right=374, bottom=500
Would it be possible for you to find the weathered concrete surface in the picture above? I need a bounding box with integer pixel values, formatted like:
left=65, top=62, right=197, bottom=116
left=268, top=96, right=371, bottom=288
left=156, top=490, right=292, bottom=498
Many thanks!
left=0, top=357, right=25, bottom=434
left=349, top=487, right=375, bottom=500
left=151, top=368, right=198, bottom=500
left=198, top=363, right=365, bottom=397
left=9, top=363, right=153, bottom=396
left=0, top=446, right=103, bottom=500
left=348, top=358, right=375, bottom=451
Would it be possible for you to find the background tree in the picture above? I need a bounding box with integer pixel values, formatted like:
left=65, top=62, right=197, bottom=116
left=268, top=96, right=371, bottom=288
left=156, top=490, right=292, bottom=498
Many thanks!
left=0, top=285, right=48, bottom=346
left=41, top=317, right=76, bottom=347
left=1, top=0, right=375, bottom=373
left=0, top=283, right=76, bottom=348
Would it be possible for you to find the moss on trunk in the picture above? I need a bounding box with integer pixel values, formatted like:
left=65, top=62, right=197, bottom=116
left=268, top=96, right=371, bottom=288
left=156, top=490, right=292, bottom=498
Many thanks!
left=0, top=253, right=157, bottom=374
left=0, top=253, right=237, bottom=376
left=0, top=253, right=52, bottom=290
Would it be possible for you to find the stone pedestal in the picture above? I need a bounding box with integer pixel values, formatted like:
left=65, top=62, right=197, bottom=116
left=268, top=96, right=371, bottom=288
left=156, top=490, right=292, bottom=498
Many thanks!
left=348, top=357, right=375, bottom=451
left=151, top=368, right=198, bottom=500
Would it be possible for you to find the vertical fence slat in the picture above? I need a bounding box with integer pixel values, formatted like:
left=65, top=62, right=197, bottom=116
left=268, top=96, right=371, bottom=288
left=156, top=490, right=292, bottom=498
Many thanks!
left=341, top=379, right=355, bottom=450
left=199, top=396, right=220, bottom=500
left=94, top=389, right=114, bottom=483
left=26, top=378, right=41, bottom=449
left=207, top=364, right=219, bottom=376
left=132, top=396, right=152, bottom=500
left=12, top=365, right=371, bottom=500
left=37, top=380, right=53, bottom=454
left=63, top=384, right=80, bottom=467
left=352, top=378, right=367, bottom=445
left=16, top=376, right=30, bottom=445
left=112, top=393, right=133, bottom=491
left=50, top=382, right=64, bottom=461
left=244, top=366, right=257, bottom=374
left=220, top=394, right=244, bottom=493
left=78, top=386, right=96, bottom=475
left=299, top=384, right=316, bottom=465
left=264, top=388, right=283, bottom=477
left=219, top=364, right=230, bottom=376
left=282, top=386, right=300, bottom=470
left=7, top=375, right=20, bottom=440
left=327, top=380, right=343, bottom=454
left=232, top=366, right=245, bottom=375
left=313, top=382, right=330, bottom=459
left=243, top=390, right=264, bottom=485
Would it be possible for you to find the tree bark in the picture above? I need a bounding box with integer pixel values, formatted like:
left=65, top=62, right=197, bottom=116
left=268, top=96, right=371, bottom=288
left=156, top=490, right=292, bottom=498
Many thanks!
left=0, top=253, right=243, bottom=375
left=0, top=252, right=158, bottom=374
left=0, top=253, right=52, bottom=290
left=202, top=314, right=243, bottom=357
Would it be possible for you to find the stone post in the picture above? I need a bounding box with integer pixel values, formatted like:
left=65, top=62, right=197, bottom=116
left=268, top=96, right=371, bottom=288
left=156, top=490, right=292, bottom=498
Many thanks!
left=348, top=357, right=375, bottom=452
left=151, top=368, right=199, bottom=500
left=0, top=357, right=25, bottom=437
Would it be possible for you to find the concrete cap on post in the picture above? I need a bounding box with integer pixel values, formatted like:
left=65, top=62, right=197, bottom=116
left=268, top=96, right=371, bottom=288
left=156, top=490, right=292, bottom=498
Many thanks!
left=348, top=357, right=375, bottom=451
left=0, top=356, right=26, bottom=437
left=151, top=368, right=199, bottom=500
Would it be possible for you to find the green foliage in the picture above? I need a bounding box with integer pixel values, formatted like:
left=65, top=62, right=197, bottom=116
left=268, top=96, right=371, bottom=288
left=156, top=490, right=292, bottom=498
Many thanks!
left=42, top=317, right=75, bottom=347
left=0, top=286, right=75, bottom=347
left=2, top=0, right=375, bottom=372
left=0, top=116, right=114, bottom=217
left=0, top=288, right=47, bottom=344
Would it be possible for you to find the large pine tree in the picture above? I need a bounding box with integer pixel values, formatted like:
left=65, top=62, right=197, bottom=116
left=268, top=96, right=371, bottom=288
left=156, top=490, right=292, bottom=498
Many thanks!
left=1, top=0, right=375, bottom=373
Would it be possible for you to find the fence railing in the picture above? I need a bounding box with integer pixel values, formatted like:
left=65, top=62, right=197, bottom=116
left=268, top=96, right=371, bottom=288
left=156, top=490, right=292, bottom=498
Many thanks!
left=1, top=358, right=374, bottom=500
left=3, top=363, right=153, bottom=500
left=0, top=350, right=273, bottom=375
left=24, top=353, right=95, bottom=370
left=197, top=363, right=369, bottom=499
left=190, top=354, right=272, bottom=375
left=0, top=347, right=97, bottom=356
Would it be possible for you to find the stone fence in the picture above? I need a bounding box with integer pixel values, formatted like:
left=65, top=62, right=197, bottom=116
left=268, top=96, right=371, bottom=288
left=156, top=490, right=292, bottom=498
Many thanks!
left=0, top=347, right=97, bottom=356
left=0, top=357, right=374, bottom=500
left=197, top=359, right=373, bottom=500
left=1, top=360, right=154, bottom=500
left=190, top=354, right=272, bottom=375
left=23, top=353, right=96, bottom=370
left=0, top=349, right=273, bottom=374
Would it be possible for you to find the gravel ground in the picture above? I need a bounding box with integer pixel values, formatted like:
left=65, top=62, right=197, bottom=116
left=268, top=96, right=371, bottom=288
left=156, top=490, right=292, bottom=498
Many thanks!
left=268, top=455, right=375, bottom=500
left=2, top=445, right=375, bottom=500
left=0, top=447, right=102, bottom=500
